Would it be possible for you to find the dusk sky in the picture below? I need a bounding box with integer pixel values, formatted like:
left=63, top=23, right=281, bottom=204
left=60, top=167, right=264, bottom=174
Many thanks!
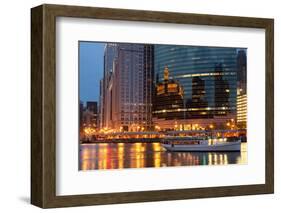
left=79, top=42, right=245, bottom=105
left=79, top=42, right=105, bottom=104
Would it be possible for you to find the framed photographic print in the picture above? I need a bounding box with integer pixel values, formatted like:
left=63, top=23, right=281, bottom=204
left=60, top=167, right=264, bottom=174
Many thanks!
left=31, top=4, right=274, bottom=208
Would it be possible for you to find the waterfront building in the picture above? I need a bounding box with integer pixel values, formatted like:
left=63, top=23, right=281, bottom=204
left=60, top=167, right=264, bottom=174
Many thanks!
left=84, top=101, right=98, bottom=129
left=214, top=63, right=231, bottom=116
left=237, top=49, right=247, bottom=95
left=186, top=76, right=210, bottom=119
left=98, top=79, right=104, bottom=128
left=86, top=101, right=98, bottom=113
left=153, top=66, right=185, bottom=130
left=237, top=92, right=247, bottom=129
left=154, top=45, right=239, bottom=130
left=79, top=101, right=98, bottom=140
left=102, top=43, right=154, bottom=132
left=102, top=44, right=118, bottom=129
left=236, top=49, right=247, bottom=130
left=79, top=101, right=84, bottom=133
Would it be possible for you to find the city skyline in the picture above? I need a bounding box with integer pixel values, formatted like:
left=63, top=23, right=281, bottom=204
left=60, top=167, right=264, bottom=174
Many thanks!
left=79, top=42, right=246, bottom=105
left=79, top=41, right=247, bottom=170
left=79, top=42, right=246, bottom=131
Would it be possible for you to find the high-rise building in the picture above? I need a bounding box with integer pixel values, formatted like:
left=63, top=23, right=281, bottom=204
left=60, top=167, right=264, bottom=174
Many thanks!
left=186, top=76, right=210, bottom=119
left=153, top=66, right=185, bottom=129
left=103, top=44, right=118, bottom=86
left=79, top=101, right=84, bottom=133
left=102, top=44, right=118, bottom=129
left=84, top=101, right=98, bottom=129
left=237, top=91, right=247, bottom=129
left=98, top=79, right=104, bottom=128
left=214, top=63, right=230, bottom=116
left=236, top=49, right=247, bottom=129
left=102, top=43, right=154, bottom=131
left=237, top=49, right=247, bottom=95
left=154, top=45, right=239, bottom=129
left=86, top=101, right=97, bottom=113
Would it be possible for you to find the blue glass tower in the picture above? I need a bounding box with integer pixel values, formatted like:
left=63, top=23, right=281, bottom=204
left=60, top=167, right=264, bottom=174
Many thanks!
left=154, top=45, right=241, bottom=122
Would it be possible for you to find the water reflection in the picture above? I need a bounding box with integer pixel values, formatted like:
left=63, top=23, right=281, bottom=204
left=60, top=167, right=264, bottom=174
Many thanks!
left=79, top=142, right=247, bottom=170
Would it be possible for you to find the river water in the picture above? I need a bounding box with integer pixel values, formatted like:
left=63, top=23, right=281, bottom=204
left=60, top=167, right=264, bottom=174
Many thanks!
left=79, top=142, right=247, bottom=170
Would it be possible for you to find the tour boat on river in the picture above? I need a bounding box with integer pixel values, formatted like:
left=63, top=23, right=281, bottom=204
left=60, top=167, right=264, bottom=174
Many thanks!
left=162, top=136, right=241, bottom=152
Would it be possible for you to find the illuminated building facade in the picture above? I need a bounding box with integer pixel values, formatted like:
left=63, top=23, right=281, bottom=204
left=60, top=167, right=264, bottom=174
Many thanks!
left=154, top=45, right=240, bottom=129
left=101, top=43, right=154, bottom=131
left=79, top=101, right=98, bottom=140
left=82, top=101, right=98, bottom=129
left=237, top=92, right=247, bottom=129
left=214, top=63, right=231, bottom=116
left=79, top=101, right=84, bottom=133
left=236, top=49, right=247, bottom=129
left=102, top=43, right=118, bottom=129
left=153, top=66, right=185, bottom=129
left=237, top=49, right=247, bottom=94
left=98, top=79, right=104, bottom=128
left=186, top=76, right=210, bottom=119
left=86, top=101, right=98, bottom=128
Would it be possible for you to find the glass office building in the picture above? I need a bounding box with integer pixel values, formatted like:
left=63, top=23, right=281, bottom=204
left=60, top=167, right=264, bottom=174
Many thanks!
left=154, top=45, right=242, bottom=129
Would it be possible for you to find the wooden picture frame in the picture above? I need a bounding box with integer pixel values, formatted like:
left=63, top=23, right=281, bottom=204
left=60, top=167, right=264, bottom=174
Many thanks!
left=31, top=4, right=274, bottom=208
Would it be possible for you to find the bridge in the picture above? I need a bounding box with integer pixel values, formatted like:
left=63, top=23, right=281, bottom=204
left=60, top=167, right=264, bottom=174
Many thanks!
left=81, top=129, right=246, bottom=144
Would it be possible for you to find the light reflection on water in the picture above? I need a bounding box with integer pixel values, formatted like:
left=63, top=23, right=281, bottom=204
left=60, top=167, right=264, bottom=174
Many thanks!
left=79, top=142, right=247, bottom=170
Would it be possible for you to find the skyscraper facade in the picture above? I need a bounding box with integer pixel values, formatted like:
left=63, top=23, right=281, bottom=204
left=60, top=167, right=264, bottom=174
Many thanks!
left=153, top=66, right=185, bottom=125
left=236, top=49, right=247, bottom=129
left=186, top=76, right=209, bottom=119
left=237, top=92, right=247, bottom=129
left=154, top=45, right=240, bottom=130
left=79, top=101, right=84, bottom=134
left=237, top=49, right=247, bottom=94
left=101, top=43, right=154, bottom=131
left=102, top=44, right=118, bottom=129
left=98, top=79, right=104, bottom=128
left=86, top=101, right=98, bottom=128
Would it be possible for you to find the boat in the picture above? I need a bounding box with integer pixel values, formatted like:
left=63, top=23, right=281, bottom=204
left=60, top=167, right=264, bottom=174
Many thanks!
left=161, top=136, right=241, bottom=152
